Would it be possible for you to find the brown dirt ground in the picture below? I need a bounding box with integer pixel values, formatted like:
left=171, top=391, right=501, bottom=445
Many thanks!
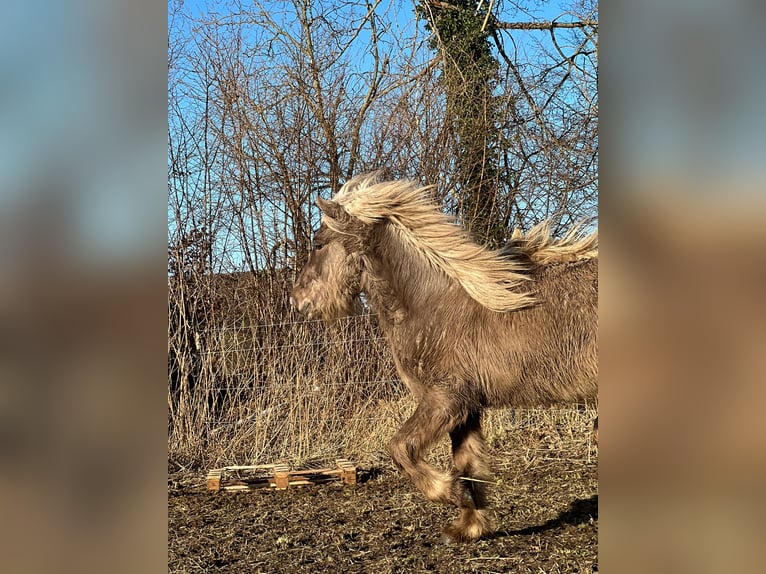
left=169, top=450, right=597, bottom=573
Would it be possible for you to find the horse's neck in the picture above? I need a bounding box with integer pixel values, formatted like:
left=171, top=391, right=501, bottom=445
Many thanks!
left=361, top=228, right=452, bottom=330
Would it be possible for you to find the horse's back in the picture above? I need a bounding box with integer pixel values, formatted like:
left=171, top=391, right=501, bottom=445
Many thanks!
left=483, top=258, right=598, bottom=406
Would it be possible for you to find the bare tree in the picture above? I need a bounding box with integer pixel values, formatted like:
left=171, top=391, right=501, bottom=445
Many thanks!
left=169, top=0, right=597, bottom=276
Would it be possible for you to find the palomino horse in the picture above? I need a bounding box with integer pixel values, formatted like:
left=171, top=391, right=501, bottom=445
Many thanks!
left=292, top=174, right=597, bottom=542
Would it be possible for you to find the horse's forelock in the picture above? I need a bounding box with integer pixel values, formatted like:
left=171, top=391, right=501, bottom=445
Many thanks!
left=332, top=172, right=383, bottom=205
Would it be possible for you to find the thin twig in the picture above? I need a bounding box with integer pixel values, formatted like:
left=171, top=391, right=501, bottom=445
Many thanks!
left=458, top=476, right=500, bottom=485
left=480, top=0, right=495, bottom=33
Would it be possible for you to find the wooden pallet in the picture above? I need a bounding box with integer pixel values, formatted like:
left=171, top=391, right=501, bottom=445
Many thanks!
left=207, top=459, right=357, bottom=491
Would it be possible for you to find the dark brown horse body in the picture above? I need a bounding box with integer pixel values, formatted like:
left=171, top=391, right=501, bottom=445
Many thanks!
left=291, top=174, right=597, bottom=542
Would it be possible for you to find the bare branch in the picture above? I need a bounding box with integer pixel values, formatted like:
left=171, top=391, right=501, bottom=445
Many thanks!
left=496, top=20, right=598, bottom=30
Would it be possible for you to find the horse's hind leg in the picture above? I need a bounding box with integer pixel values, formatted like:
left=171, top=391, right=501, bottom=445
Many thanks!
left=444, top=411, right=494, bottom=542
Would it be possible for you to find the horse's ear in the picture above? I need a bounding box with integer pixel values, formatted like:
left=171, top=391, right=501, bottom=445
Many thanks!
left=316, top=197, right=347, bottom=223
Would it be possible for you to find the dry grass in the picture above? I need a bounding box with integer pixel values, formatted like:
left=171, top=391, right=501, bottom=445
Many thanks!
left=168, top=275, right=597, bottom=472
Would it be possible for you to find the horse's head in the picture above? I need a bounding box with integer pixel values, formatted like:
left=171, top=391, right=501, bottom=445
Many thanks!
left=291, top=197, right=367, bottom=321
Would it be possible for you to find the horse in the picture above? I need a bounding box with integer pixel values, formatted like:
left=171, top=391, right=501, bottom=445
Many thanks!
left=291, top=173, right=598, bottom=542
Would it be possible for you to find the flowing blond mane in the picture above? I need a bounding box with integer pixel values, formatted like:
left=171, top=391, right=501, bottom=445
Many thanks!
left=327, top=173, right=596, bottom=313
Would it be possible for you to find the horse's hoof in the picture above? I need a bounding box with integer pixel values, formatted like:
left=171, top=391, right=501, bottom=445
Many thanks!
left=441, top=525, right=480, bottom=544
left=440, top=528, right=461, bottom=545
left=439, top=532, right=457, bottom=546
left=442, top=510, right=495, bottom=543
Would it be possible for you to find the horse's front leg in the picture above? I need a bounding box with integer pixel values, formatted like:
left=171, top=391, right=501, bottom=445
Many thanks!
left=387, top=391, right=475, bottom=536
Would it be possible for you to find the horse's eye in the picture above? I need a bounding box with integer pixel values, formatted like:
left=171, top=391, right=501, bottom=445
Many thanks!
left=314, top=242, right=323, bottom=251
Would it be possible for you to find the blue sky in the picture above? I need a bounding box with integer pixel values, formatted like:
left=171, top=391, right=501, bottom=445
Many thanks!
left=172, top=1, right=589, bottom=67
left=168, top=1, right=598, bottom=271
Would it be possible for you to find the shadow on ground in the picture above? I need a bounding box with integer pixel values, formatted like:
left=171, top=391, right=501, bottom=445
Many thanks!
left=495, top=494, right=598, bottom=538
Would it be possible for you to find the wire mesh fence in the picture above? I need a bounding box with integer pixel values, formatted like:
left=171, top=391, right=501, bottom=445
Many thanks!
left=168, top=302, right=596, bottom=470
